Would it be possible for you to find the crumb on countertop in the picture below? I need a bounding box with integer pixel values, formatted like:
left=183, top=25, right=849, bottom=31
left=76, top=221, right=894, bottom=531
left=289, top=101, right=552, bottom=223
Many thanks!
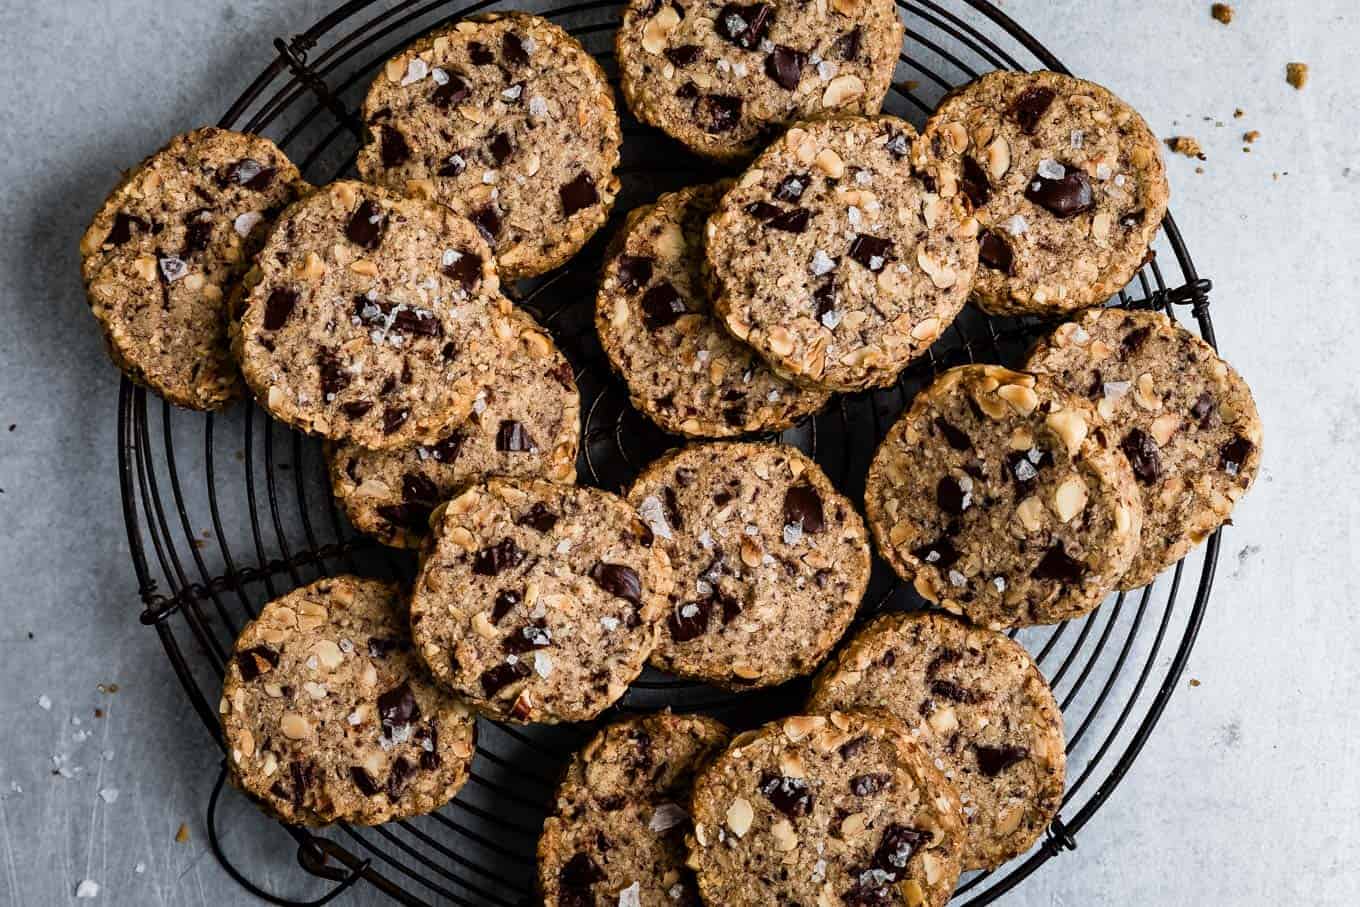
left=175, top=823, right=191, bottom=844
left=1166, top=136, right=1206, bottom=160
left=1286, top=62, right=1309, bottom=89
left=1211, top=3, right=1233, bottom=24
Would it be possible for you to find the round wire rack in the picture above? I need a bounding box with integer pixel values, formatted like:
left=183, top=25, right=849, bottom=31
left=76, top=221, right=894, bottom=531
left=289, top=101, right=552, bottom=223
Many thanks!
left=117, top=0, right=1221, bottom=903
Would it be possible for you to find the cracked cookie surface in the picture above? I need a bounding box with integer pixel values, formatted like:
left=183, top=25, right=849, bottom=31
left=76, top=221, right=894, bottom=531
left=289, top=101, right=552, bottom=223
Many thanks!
left=326, top=306, right=580, bottom=548
left=865, top=364, right=1142, bottom=628
left=220, top=576, right=476, bottom=826
left=627, top=442, right=870, bottom=689
left=598, top=182, right=828, bottom=438
left=409, top=477, right=670, bottom=723
left=1025, top=308, right=1261, bottom=589
left=912, top=70, right=1169, bottom=316
left=708, top=116, right=978, bottom=391
left=357, top=12, right=622, bottom=280
left=80, top=128, right=305, bottom=409
left=808, top=611, right=1065, bottom=870
left=617, top=0, right=904, bottom=161
left=688, top=712, right=964, bottom=907
left=538, top=712, right=728, bottom=907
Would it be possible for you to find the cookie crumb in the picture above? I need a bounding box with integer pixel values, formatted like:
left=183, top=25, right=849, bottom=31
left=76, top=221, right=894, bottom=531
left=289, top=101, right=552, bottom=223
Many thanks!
left=1165, top=136, right=1206, bottom=160
left=1243, top=130, right=1260, bottom=144
left=1286, top=62, right=1309, bottom=89
left=1210, top=3, right=1233, bottom=24
left=175, top=823, right=190, bottom=844
left=1233, top=108, right=1244, bottom=118
left=1189, top=678, right=1201, bottom=688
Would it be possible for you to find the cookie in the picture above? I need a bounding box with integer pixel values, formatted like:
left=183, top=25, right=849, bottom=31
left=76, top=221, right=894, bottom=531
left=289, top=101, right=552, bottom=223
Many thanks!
left=597, top=182, right=829, bottom=438
left=80, top=128, right=304, bottom=410
left=616, top=0, right=904, bottom=162
left=219, top=576, right=476, bottom=826
left=708, top=116, right=979, bottom=391
left=808, top=611, right=1065, bottom=870
left=626, top=442, right=870, bottom=689
left=538, top=712, right=728, bottom=907
left=1025, top=308, right=1261, bottom=589
left=409, top=477, right=670, bottom=723
left=234, top=180, right=515, bottom=451
left=687, top=712, right=965, bottom=907
left=326, top=307, right=580, bottom=548
left=865, top=364, right=1142, bottom=628
left=357, top=12, right=622, bottom=280
left=911, top=70, right=1169, bottom=316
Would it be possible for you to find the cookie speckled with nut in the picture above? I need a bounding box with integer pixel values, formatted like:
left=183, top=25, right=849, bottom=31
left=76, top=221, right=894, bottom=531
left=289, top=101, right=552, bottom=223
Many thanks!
left=357, top=12, right=622, bottom=280
left=538, top=712, right=728, bottom=906
left=912, top=70, right=1169, bottom=316
left=80, top=127, right=305, bottom=410
left=1025, top=307, right=1261, bottom=589
left=809, top=611, right=1066, bottom=870
left=616, top=0, right=904, bottom=161
left=865, top=364, right=1142, bottom=628
left=708, top=116, right=979, bottom=391
left=687, top=712, right=965, bottom=907
left=219, top=576, right=476, bottom=826
left=409, top=477, right=671, bottom=723
left=627, top=442, right=870, bottom=689
left=597, top=182, right=829, bottom=438
left=234, top=180, right=514, bottom=451
left=326, top=306, right=580, bottom=548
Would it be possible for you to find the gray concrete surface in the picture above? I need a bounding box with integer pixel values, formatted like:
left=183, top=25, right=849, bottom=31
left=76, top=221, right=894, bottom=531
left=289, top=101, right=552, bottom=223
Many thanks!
left=0, top=0, right=1355, bottom=903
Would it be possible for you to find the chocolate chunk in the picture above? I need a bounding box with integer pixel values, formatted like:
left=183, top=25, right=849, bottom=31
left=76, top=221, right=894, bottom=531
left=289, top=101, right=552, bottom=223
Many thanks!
left=1121, top=325, right=1152, bottom=353
left=182, top=210, right=214, bottom=256
left=400, top=472, right=439, bottom=506
left=436, top=151, right=468, bottom=177
left=1005, top=448, right=1051, bottom=491
left=975, top=743, right=1029, bottom=776
left=925, top=648, right=961, bottom=677
left=714, top=3, right=773, bottom=49
left=1032, top=541, right=1086, bottom=582
left=287, top=761, right=312, bottom=808
left=870, top=823, right=928, bottom=879
left=849, top=772, right=891, bottom=796
left=517, top=503, right=558, bottom=532
left=349, top=766, right=380, bottom=796
left=417, top=724, right=441, bottom=770
left=470, top=204, right=502, bottom=243
left=834, top=26, right=862, bottom=61
left=930, top=678, right=981, bottom=704
left=758, top=772, right=813, bottom=818
left=766, top=207, right=810, bottom=233
left=426, top=433, right=463, bottom=464
left=1119, top=208, right=1147, bottom=229
left=717, top=590, right=742, bottom=624
left=783, top=484, right=824, bottom=533
left=589, top=562, right=642, bottom=607
left=884, top=129, right=910, bottom=159
left=978, top=229, right=1014, bottom=273
left=441, top=249, right=484, bottom=291
left=491, top=589, right=521, bottom=624
left=502, top=32, right=529, bottom=66
left=1025, top=165, right=1095, bottom=218
left=341, top=400, right=373, bottom=419
left=381, top=406, right=409, bottom=435
left=668, top=599, right=712, bottom=642
left=366, top=639, right=406, bottom=663
left=838, top=735, right=868, bottom=760
left=675, top=81, right=699, bottom=101
left=473, top=538, right=524, bottom=576
left=480, top=659, right=531, bottom=696
left=1190, top=391, right=1217, bottom=426
left=1121, top=427, right=1163, bottom=484
left=558, top=852, right=605, bottom=907
left=380, top=127, right=411, bottom=167
left=377, top=683, right=420, bottom=735
left=502, top=619, right=552, bottom=655
left=346, top=200, right=387, bottom=249
left=847, top=234, right=893, bottom=272
left=934, top=416, right=971, bottom=451
left=698, top=94, right=742, bottom=133
left=1009, top=86, right=1056, bottom=134
left=468, top=42, right=494, bottom=65
left=496, top=420, right=535, bottom=452
left=936, top=475, right=968, bottom=515
left=665, top=44, right=702, bottom=67
left=912, top=536, right=960, bottom=569
left=560, top=171, right=599, bottom=217
left=813, top=281, right=837, bottom=318
left=220, top=158, right=277, bottom=190
left=376, top=501, right=432, bottom=532
left=773, top=173, right=810, bottom=202
left=262, top=288, right=299, bottom=331
left=235, top=645, right=279, bottom=681
left=432, top=72, right=471, bottom=107
left=641, top=281, right=687, bottom=330
left=764, top=45, right=805, bottom=91
left=488, top=131, right=514, bottom=166
left=383, top=756, right=415, bottom=799
left=662, top=487, right=684, bottom=530
left=107, top=212, right=151, bottom=246
left=318, top=350, right=351, bottom=400
left=1220, top=435, right=1254, bottom=476
left=960, top=155, right=990, bottom=208
left=616, top=255, right=654, bottom=292
left=745, top=201, right=782, bottom=221
left=389, top=306, right=443, bottom=339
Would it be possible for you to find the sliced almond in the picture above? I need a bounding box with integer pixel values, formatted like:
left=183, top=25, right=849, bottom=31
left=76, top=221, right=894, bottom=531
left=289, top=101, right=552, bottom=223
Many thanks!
left=279, top=713, right=311, bottom=740
left=822, top=74, right=865, bottom=109
left=726, top=797, right=754, bottom=837
left=1051, top=475, right=1089, bottom=523
left=641, top=5, right=681, bottom=55
left=997, top=383, right=1039, bottom=416
left=1045, top=408, right=1089, bottom=456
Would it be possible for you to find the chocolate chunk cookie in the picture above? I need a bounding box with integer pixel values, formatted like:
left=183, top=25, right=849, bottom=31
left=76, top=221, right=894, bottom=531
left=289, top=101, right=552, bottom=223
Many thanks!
left=627, top=442, right=870, bottom=689
left=808, top=611, right=1065, bottom=870
left=708, top=116, right=979, bottom=391
left=357, top=12, right=622, bottom=280
left=538, top=712, right=728, bottom=906
left=409, top=477, right=670, bottom=723
left=912, top=70, right=1169, bottom=316
left=80, top=128, right=304, bottom=409
left=598, top=182, right=829, bottom=437
left=234, top=180, right=513, bottom=451
left=326, top=307, right=580, bottom=548
left=687, top=712, right=965, bottom=907
left=1025, top=308, right=1261, bottom=589
left=219, top=576, right=476, bottom=826
left=865, top=365, right=1142, bottom=628
left=616, top=0, right=904, bottom=161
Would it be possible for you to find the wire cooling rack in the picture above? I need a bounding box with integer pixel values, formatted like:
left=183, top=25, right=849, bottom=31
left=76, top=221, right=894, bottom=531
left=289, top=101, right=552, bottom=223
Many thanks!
left=117, top=0, right=1221, bottom=903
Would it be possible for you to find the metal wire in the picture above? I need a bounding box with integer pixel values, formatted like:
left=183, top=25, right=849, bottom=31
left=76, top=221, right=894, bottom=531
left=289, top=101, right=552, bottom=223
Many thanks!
left=115, top=1, right=1222, bottom=903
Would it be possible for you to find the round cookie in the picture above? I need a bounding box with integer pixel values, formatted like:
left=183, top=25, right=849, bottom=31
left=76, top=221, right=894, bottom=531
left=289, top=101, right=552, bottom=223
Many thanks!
left=912, top=70, right=1169, bottom=316
left=326, top=308, right=580, bottom=548
left=80, top=128, right=305, bottom=409
left=687, top=712, right=965, bottom=907
left=808, top=611, right=1066, bottom=870
left=219, top=576, right=476, bottom=826
left=598, top=182, right=829, bottom=438
left=865, top=364, right=1143, bottom=629
left=409, top=477, right=670, bottom=723
left=538, top=712, right=729, bottom=907
left=616, top=0, right=904, bottom=162
left=1025, top=307, right=1262, bottom=589
left=234, top=180, right=513, bottom=451
left=357, top=12, right=622, bottom=280
left=627, top=442, right=870, bottom=689
left=708, top=116, right=979, bottom=391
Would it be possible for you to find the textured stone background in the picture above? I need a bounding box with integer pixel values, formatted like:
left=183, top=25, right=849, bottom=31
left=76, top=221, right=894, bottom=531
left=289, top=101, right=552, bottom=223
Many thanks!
left=0, top=0, right=1355, bottom=903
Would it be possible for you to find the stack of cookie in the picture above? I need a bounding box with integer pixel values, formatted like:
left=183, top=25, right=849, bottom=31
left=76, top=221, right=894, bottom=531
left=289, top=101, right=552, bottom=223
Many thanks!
left=79, top=2, right=1265, bottom=902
